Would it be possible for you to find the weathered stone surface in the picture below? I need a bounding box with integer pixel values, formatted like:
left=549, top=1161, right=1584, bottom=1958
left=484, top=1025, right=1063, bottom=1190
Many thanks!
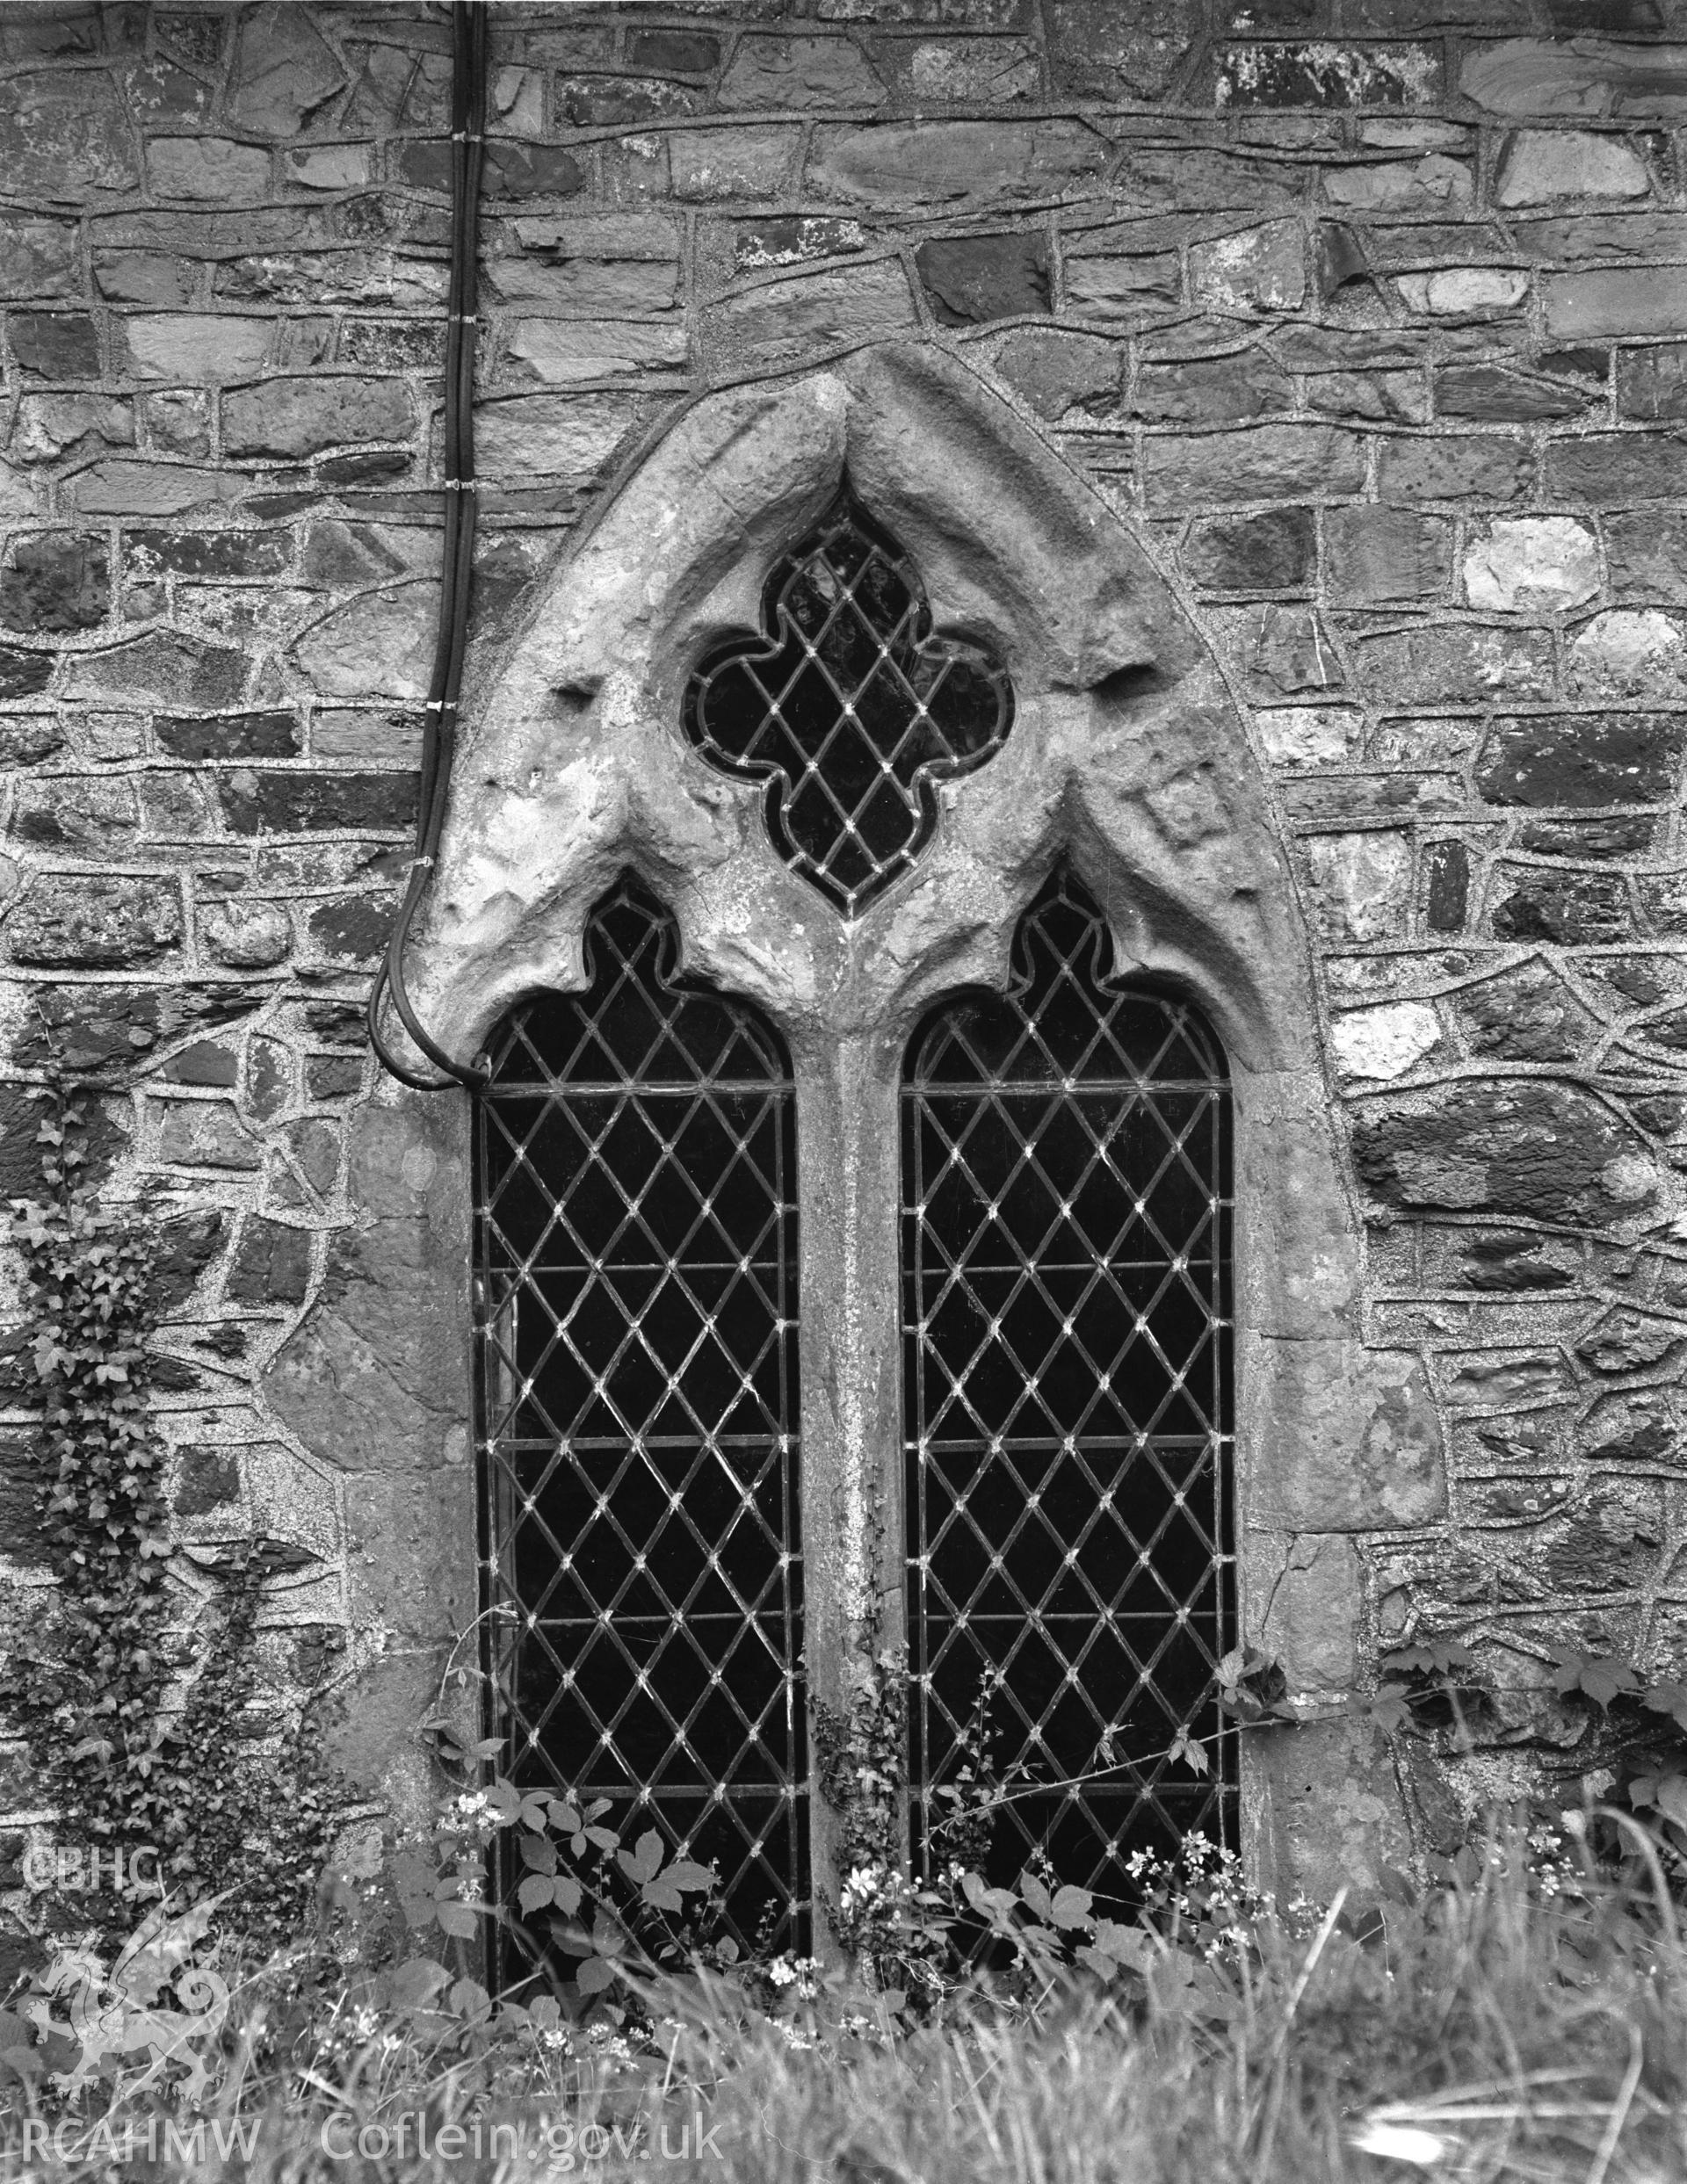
left=67, top=460, right=247, bottom=518
left=1249, top=1341, right=1444, bottom=1529
left=11, top=776, right=138, bottom=853
left=1436, top=358, right=1599, bottom=422
left=1217, top=42, right=1438, bottom=107
left=1254, top=1531, right=1360, bottom=1685
left=1476, top=712, right=1683, bottom=806
left=1576, top=1306, right=1683, bottom=1376
left=990, top=329, right=1119, bottom=419
left=1323, top=155, right=1471, bottom=211
left=1324, top=507, right=1452, bottom=605
left=472, top=393, right=637, bottom=479
left=1425, top=839, right=1470, bottom=933
left=1189, top=221, right=1305, bottom=312
left=0, top=537, right=108, bottom=633
left=1243, top=604, right=1343, bottom=692
left=7, top=875, right=183, bottom=966
left=1134, top=353, right=1294, bottom=422
left=1464, top=516, right=1599, bottom=612
left=158, top=1037, right=238, bottom=1088
left=65, top=630, right=245, bottom=710
left=1046, top=0, right=1196, bottom=98
left=1184, top=508, right=1314, bottom=591
left=308, top=896, right=394, bottom=965
left=1354, top=1081, right=1661, bottom=1225
left=156, top=710, right=300, bottom=762
left=222, top=376, right=414, bottom=458
left=722, top=34, right=886, bottom=105
left=1568, top=608, right=1687, bottom=698
left=123, top=313, right=272, bottom=382
left=1546, top=431, right=1687, bottom=503
left=9, top=309, right=98, bottom=377
left=293, top=587, right=435, bottom=701
left=1493, top=867, right=1631, bottom=942
left=227, top=1215, right=312, bottom=1305
left=1061, top=249, right=1182, bottom=322
left=1256, top=705, right=1359, bottom=766
left=896, top=37, right=1039, bottom=102
left=0, top=216, right=78, bottom=296
left=1304, top=832, right=1412, bottom=942
left=505, top=316, right=687, bottom=383
left=1351, top=624, right=1553, bottom=706
left=1375, top=433, right=1536, bottom=503
left=227, top=3, right=345, bottom=135
left=916, top=233, right=1048, bottom=324
left=1606, top=510, right=1687, bottom=602
left=1255, top=1711, right=1414, bottom=1896
left=147, top=136, right=270, bottom=202
left=1546, top=267, right=1687, bottom=339
left=198, top=891, right=290, bottom=969
left=1461, top=37, right=1687, bottom=119
left=156, top=1097, right=262, bottom=1170
left=808, top=119, right=1108, bottom=205
left=307, top=1053, right=364, bottom=1101
left=1454, top=961, right=1597, bottom=1062
left=670, top=126, right=801, bottom=199
left=1331, top=1001, right=1442, bottom=1080
left=629, top=28, right=720, bottom=71
left=264, top=1103, right=472, bottom=1475
left=0, top=69, right=140, bottom=198
left=1616, top=343, right=1687, bottom=420
left=0, top=644, right=52, bottom=698
left=12, top=390, right=134, bottom=462
left=1495, top=128, right=1649, bottom=205
left=218, top=771, right=417, bottom=835
left=555, top=75, right=700, bottom=127
left=174, top=1445, right=240, bottom=1516
left=1142, top=424, right=1366, bottom=504
left=397, top=138, right=585, bottom=199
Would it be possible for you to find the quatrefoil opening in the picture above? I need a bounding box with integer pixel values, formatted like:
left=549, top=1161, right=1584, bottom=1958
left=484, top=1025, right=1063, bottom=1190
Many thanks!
left=683, top=488, right=1015, bottom=918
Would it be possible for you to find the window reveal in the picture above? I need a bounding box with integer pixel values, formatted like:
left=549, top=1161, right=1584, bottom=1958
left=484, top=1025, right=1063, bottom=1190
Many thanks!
left=902, top=871, right=1237, bottom=1902
left=474, top=877, right=807, bottom=1958
left=683, top=488, right=1013, bottom=918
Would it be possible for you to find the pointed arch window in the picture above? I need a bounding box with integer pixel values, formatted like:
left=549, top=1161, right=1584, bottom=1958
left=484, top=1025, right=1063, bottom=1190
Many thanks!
left=474, top=878, right=806, bottom=1958
left=902, top=871, right=1236, bottom=1898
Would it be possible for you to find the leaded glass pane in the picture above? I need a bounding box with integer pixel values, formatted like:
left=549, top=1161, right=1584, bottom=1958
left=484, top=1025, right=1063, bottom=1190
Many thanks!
left=902, top=869, right=1236, bottom=1907
left=474, top=876, right=807, bottom=1965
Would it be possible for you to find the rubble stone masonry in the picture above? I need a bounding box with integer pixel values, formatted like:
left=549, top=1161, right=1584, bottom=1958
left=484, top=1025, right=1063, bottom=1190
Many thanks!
left=5, top=0, right=1687, bottom=1896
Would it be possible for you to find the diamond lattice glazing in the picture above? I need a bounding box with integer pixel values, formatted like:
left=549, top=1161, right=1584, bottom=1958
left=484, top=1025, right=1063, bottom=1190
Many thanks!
left=902, top=870, right=1236, bottom=1907
left=474, top=876, right=807, bottom=1963
left=684, top=489, right=1013, bottom=918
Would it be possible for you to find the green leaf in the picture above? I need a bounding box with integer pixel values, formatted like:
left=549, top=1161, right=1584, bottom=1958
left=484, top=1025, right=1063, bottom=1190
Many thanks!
left=663, top=1859, right=713, bottom=1893
left=518, top=1831, right=557, bottom=1876
left=435, top=1900, right=479, bottom=1939
left=518, top=1875, right=558, bottom=1915
left=576, top=1955, right=618, bottom=1995
left=619, top=1828, right=663, bottom=1885
left=1017, top=1871, right=1054, bottom=1922
left=1050, top=1884, right=1094, bottom=1930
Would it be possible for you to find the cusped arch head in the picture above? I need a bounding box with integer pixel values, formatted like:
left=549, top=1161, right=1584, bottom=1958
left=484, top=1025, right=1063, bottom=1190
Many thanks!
left=403, top=340, right=1314, bottom=1089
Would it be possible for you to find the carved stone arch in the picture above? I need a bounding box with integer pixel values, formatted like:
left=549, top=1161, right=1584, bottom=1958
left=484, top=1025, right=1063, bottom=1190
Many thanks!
left=402, top=341, right=1444, bottom=1901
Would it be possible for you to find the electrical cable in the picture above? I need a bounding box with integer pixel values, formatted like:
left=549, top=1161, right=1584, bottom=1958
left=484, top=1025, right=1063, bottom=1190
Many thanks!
left=366, top=0, right=491, bottom=1094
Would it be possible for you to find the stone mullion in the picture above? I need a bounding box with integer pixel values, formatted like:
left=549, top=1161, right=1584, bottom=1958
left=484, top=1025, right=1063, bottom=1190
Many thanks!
left=791, top=1030, right=909, bottom=1935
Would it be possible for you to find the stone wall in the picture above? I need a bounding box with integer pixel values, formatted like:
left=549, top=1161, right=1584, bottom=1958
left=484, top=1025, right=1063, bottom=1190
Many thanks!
left=4, top=0, right=1687, bottom=1889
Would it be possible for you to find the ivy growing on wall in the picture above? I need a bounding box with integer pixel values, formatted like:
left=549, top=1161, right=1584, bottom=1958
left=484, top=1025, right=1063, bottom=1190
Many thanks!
left=1, top=1065, right=344, bottom=1953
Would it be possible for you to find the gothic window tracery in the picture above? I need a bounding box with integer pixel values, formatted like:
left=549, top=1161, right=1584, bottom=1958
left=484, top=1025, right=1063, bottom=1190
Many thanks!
left=683, top=488, right=1013, bottom=917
